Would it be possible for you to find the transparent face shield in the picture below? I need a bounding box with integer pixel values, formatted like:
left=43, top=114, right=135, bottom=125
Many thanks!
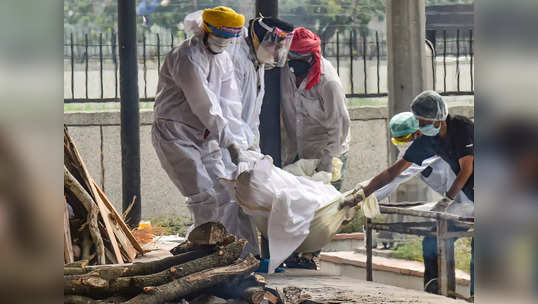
left=254, top=19, right=293, bottom=68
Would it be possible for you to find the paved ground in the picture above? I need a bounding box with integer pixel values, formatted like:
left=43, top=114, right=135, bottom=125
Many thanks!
left=135, top=239, right=468, bottom=303
left=266, top=269, right=468, bottom=304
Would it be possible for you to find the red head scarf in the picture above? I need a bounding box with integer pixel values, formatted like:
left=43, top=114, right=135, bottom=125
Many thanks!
left=290, top=27, right=322, bottom=91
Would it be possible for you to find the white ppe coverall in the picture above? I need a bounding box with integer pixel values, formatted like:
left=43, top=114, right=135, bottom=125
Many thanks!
left=280, top=57, right=351, bottom=170
left=374, top=155, right=472, bottom=204
left=151, top=33, right=258, bottom=255
left=228, top=33, right=265, bottom=151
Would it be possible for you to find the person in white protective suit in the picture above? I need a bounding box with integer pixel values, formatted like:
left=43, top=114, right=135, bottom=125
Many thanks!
left=278, top=27, right=350, bottom=269
left=151, top=6, right=259, bottom=255
left=280, top=27, right=351, bottom=192
left=229, top=17, right=294, bottom=151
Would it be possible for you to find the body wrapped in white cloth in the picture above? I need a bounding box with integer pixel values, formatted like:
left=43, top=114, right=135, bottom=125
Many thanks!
left=224, top=151, right=359, bottom=273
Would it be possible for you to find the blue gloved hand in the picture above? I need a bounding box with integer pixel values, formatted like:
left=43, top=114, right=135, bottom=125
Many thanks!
left=256, top=259, right=285, bottom=273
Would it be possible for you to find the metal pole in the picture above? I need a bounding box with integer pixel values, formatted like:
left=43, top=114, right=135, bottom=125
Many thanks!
left=366, top=218, right=373, bottom=281
left=117, top=0, right=141, bottom=228
left=256, top=0, right=281, bottom=167
left=256, top=0, right=278, bottom=17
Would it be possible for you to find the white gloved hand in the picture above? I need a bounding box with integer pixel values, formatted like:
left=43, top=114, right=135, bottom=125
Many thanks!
left=431, top=196, right=454, bottom=212
left=316, top=154, right=333, bottom=173
left=227, top=143, right=241, bottom=165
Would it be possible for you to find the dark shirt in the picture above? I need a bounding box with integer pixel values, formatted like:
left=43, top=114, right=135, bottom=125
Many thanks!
left=403, top=114, right=474, bottom=201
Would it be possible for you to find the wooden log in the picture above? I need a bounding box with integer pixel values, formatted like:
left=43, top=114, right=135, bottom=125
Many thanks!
left=65, top=165, right=106, bottom=264
left=240, top=287, right=266, bottom=304
left=170, top=231, right=235, bottom=256
left=65, top=260, right=89, bottom=268
left=65, top=198, right=74, bottom=264
left=103, top=240, right=246, bottom=297
left=124, top=255, right=260, bottom=304
left=64, top=241, right=246, bottom=297
left=204, top=268, right=267, bottom=301
left=64, top=295, right=127, bottom=304
left=170, top=240, right=213, bottom=256
left=64, top=295, right=99, bottom=304
left=65, top=267, right=89, bottom=276
left=188, top=222, right=227, bottom=245
left=66, top=246, right=214, bottom=284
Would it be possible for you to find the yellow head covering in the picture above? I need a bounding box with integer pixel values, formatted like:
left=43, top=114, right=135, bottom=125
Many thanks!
left=202, top=6, right=245, bottom=36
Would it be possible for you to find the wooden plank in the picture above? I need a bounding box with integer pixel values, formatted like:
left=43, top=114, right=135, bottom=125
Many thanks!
left=65, top=128, right=124, bottom=264
left=64, top=198, right=74, bottom=264
left=93, top=180, right=144, bottom=254
left=93, top=181, right=138, bottom=261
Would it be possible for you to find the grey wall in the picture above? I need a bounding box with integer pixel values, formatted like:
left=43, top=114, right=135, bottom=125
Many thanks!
left=64, top=105, right=473, bottom=220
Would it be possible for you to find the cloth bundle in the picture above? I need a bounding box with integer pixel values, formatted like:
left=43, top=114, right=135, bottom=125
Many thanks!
left=226, top=151, right=357, bottom=273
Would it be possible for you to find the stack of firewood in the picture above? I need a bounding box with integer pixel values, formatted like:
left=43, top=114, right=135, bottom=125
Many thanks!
left=64, top=222, right=267, bottom=304
left=64, top=126, right=144, bottom=265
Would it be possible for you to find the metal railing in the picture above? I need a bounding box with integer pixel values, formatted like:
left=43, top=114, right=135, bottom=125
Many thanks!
left=64, top=28, right=474, bottom=103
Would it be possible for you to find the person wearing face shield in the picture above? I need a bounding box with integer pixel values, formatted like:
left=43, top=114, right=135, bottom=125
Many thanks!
left=350, top=91, right=474, bottom=296
left=280, top=27, right=351, bottom=191
left=228, top=17, right=294, bottom=151
left=151, top=7, right=254, bottom=252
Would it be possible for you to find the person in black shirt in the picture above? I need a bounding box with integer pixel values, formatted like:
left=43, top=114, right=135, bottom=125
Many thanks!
left=359, top=91, right=474, bottom=296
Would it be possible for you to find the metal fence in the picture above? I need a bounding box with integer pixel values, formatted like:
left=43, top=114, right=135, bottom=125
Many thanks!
left=64, top=28, right=474, bottom=103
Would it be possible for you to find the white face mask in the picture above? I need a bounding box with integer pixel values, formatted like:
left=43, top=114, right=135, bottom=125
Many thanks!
left=207, top=34, right=232, bottom=54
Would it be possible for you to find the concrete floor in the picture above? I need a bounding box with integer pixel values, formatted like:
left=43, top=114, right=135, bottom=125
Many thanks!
left=266, top=268, right=468, bottom=303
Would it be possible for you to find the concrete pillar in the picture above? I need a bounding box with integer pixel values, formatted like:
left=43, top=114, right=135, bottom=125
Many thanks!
left=386, top=0, right=427, bottom=202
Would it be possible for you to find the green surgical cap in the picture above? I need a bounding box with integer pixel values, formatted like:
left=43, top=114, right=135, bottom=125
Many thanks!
left=390, top=112, right=419, bottom=137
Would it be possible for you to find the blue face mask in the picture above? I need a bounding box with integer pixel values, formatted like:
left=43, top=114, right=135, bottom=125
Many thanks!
left=420, top=123, right=441, bottom=136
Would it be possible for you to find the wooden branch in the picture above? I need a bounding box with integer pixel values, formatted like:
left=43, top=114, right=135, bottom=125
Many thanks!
left=65, top=198, right=74, bottom=264
left=65, top=128, right=124, bottom=263
left=124, top=255, right=260, bottom=304
left=65, top=165, right=106, bottom=264
left=93, top=180, right=144, bottom=254
left=187, top=222, right=227, bottom=245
